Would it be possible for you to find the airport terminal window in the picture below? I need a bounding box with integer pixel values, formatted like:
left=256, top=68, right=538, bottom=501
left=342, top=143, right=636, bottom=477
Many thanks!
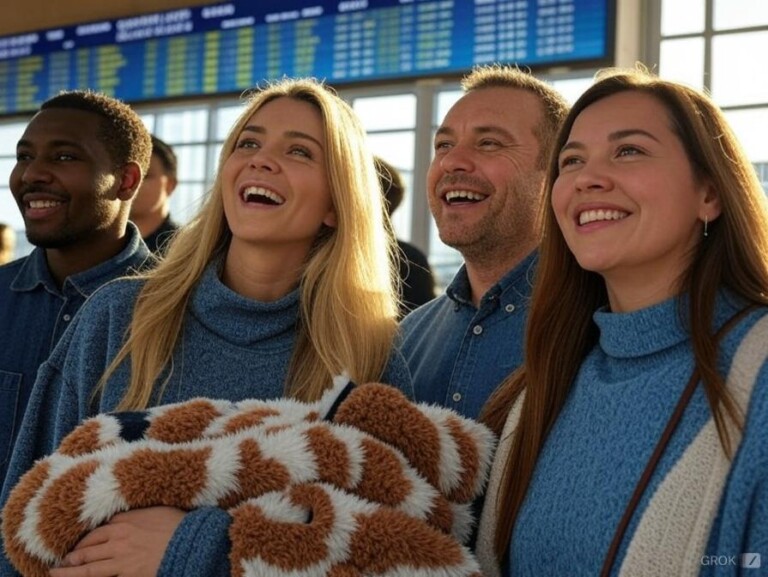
left=725, top=108, right=768, bottom=161
left=661, top=0, right=705, bottom=35
left=755, top=163, right=768, bottom=192
left=212, top=103, right=248, bottom=183
left=0, top=121, right=28, bottom=257
left=351, top=92, right=417, bottom=243
left=713, top=0, right=768, bottom=30
left=659, top=38, right=705, bottom=90
left=427, top=89, right=463, bottom=290
left=659, top=0, right=768, bottom=193
left=711, top=31, right=768, bottom=107
left=141, top=106, right=214, bottom=223
left=549, top=77, right=595, bottom=103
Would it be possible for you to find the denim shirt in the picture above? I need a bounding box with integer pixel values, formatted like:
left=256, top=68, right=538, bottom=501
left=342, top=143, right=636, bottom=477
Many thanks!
left=0, top=223, right=149, bottom=482
left=400, top=252, right=536, bottom=420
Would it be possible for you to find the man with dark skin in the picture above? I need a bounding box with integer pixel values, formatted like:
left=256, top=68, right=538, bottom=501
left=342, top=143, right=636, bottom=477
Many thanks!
left=0, top=90, right=152, bottom=483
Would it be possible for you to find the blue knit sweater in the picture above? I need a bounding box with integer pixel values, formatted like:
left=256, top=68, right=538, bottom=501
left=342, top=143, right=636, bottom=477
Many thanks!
left=0, top=262, right=412, bottom=577
left=476, top=293, right=768, bottom=577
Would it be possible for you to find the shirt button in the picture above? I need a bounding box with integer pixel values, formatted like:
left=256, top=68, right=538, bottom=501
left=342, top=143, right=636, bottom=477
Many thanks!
left=472, top=325, right=483, bottom=335
left=452, top=392, right=462, bottom=402
left=63, top=314, right=72, bottom=321
left=505, top=304, right=515, bottom=313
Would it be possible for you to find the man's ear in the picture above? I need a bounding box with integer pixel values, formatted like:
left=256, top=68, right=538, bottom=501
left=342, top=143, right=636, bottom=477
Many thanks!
left=117, top=162, right=143, bottom=201
left=165, top=176, right=179, bottom=197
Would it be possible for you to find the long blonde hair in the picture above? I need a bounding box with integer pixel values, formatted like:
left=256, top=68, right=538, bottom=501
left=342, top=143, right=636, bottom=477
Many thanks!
left=101, top=78, right=399, bottom=409
left=481, top=68, right=768, bottom=557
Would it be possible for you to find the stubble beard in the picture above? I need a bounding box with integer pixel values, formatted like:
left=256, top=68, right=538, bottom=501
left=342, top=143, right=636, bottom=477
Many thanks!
left=436, top=179, right=541, bottom=269
left=25, top=226, right=81, bottom=249
left=24, top=202, right=116, bottom=250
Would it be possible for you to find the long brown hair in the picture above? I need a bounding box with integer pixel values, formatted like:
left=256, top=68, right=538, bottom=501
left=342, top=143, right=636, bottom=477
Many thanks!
left=481, top=68, right=768, bottom=558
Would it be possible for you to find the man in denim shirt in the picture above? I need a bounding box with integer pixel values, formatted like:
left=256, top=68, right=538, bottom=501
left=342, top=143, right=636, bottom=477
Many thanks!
left=0, top=91, right=152, bottom=483
left=401, top=66, right=569, bottom=420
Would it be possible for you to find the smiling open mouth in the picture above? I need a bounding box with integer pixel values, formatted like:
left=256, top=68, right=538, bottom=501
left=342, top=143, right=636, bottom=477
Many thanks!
left=242, top=187, right=285, bottom=206
left=444, top=190, right=488, bottom=205
left=27, top=200, right=64, bottom=209
left=578, top=209, right=628, bottom=225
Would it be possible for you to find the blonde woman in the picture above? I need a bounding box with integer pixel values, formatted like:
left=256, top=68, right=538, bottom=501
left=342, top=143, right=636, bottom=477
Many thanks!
left=477, top=69, right=768, bottom=576
left=2, top=78, right=411, bottom=577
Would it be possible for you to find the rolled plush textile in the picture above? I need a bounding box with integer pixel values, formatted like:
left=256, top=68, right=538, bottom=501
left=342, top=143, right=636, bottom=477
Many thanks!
left=2, top=379, right=496, bottom=577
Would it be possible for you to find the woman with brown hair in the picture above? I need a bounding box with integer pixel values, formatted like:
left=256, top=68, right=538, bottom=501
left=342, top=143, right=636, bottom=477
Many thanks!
left=477, top=69, right=768, bottom=576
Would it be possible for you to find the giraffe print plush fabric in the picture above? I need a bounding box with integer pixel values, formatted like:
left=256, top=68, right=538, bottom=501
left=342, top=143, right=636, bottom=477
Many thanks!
left=2, top=378, right=496, bottom=577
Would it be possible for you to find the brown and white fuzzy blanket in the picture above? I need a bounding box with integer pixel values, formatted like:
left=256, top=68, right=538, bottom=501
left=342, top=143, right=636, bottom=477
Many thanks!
left=2, top=378, right=496, bottom=577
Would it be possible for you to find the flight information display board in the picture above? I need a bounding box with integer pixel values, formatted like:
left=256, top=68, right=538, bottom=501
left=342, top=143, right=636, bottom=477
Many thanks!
left=0, top=0, right=614, bottom=115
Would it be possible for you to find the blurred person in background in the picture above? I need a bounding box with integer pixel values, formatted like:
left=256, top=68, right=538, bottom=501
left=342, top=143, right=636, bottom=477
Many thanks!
left=130, top=134, right=179, bottom=254
left=0, top=224, right=16, bottom=264
left=375, top=155, right=436, bottom=318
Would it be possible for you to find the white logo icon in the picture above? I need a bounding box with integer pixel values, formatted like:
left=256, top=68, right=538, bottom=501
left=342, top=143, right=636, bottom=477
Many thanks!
left=742, top=553, right=761, bottom=569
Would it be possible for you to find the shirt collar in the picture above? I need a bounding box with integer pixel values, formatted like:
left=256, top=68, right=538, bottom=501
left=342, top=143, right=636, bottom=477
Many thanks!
left=10, top=222, right=150, bottom=298
left=445, top=251, right=538, bottom=308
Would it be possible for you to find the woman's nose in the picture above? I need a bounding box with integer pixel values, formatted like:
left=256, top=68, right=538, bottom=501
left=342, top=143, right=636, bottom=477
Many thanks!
left=573, top=160, right=612, bottom=193
left=248, top=149, right=279, bottom=172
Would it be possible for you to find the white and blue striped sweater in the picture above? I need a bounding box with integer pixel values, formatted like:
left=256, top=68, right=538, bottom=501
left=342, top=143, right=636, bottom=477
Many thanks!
left=477, top=293, right=768, bottom=577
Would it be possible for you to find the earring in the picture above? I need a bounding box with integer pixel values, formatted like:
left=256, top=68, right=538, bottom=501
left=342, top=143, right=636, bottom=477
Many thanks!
left=703, top=215, right=708, bottom=237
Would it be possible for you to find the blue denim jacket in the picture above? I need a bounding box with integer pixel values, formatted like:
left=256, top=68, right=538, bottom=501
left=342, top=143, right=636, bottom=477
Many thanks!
left=0, top=223, right=149, bottom=482
left=400, top=252, right=536, bottom=420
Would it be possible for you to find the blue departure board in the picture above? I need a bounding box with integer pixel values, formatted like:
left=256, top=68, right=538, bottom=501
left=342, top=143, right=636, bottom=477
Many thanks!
left=0, top=0, right=614, bottom=115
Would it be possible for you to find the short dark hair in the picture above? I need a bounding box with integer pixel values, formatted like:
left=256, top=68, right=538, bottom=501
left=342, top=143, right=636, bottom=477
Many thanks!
left=151, top=135, right=178, bottom=179
left=41, top=90, right=152, bottom=175
left=374, top=156, right=404, bottom=216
